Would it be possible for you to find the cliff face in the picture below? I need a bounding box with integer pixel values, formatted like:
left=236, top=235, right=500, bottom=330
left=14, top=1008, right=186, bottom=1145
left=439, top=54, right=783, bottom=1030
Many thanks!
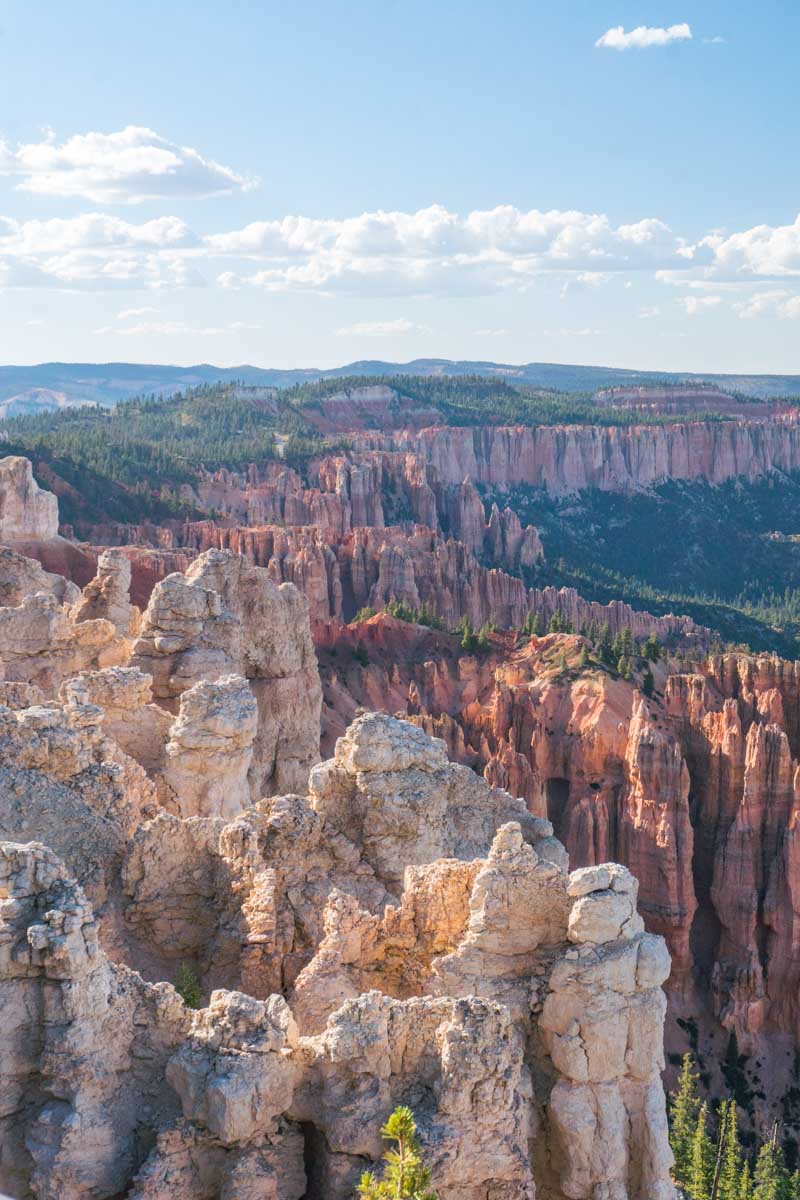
left=372, top=415, right=800, bottom=495
left=318, top=620, right=800, bottom=1111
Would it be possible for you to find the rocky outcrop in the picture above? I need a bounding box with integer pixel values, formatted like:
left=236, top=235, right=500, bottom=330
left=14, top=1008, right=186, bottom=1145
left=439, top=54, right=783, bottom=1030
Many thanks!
left=0, top=545, right=80, bottom=607
left=161, top=675, right=258, bottom=819
left=71, top=547, right=138, bottom=635
left=0, top=455, right=59, bottom=540
left=0, top=712, right=675, bottom=1200
left=0, top=592, right=122, bottom=693
left=130, top=549, right=322, bottom=797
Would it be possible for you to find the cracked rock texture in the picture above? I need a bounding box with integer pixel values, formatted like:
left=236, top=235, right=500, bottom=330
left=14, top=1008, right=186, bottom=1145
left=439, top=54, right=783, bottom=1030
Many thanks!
left=0, top=714, right=674, bottom=1200
left=0, top=461, right=674, bottom=1198
left=130, top=549, right=322, bottom=797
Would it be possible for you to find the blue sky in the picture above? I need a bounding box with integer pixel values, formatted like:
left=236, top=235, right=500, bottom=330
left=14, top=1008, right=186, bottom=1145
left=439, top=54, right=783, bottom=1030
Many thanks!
left=1, top=1, right=799, bottom=372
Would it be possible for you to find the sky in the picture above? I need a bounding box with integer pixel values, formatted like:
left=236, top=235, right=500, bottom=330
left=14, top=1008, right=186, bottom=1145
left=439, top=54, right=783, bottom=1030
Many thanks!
left=1, top=0, right=799, bottom=373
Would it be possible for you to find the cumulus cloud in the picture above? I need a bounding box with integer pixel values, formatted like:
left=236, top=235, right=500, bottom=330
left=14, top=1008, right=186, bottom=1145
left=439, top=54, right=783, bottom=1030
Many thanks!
left=735, top=290, right=800, bottom=320
left=0, top=126, right=254, bottom=203
left=4, top=201, right=800, bottom=302
left=206, top=204, right=695, bottom=297
left=595, top=23, right=692, bottom=50
left=699, top=216, right=800, bottom=279
left=336, top=318, right=429, bottom=336
left=0, top=213, right=203, bottom=290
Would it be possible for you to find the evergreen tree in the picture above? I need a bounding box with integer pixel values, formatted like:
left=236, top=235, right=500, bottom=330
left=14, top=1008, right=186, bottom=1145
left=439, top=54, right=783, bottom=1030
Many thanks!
left=459, top=618, right=477, bottom=653
left=617, top=654, right=633, bottom=680
left=719, top=1100, right=743, bottom=1200
left=357, top=1106, right=438, bottom=1200
left=579, top=644, right=590, bottom=669
left=644, top=631, right=662, bottom=661
left=739, top=1160, right=754, bottom=1200
left=753, top=1131, right=791, bottom=1200
left=531, top=611, right=543, bottom=636
left=642, top=667, right=655, bottom=697
left=549, top=609, right=563, bottom=634
left=670, top=1054, right=702, bottom=1192
left=691, top=1102, right=716, bottom=1200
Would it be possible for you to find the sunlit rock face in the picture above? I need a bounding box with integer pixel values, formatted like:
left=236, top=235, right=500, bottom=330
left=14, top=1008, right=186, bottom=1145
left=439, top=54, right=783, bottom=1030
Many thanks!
left=0, top=711, right=674, bottom=1200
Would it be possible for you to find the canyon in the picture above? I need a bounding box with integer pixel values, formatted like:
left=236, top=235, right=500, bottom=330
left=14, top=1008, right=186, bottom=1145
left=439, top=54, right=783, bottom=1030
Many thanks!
left=0, top=456, right=676, bottom=1199
left=6, top=387, right=800, bottom=1194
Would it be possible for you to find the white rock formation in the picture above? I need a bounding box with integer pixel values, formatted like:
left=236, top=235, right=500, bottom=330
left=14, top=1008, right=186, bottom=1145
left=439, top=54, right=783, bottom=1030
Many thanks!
left=0, top=455, right=59, bottom=541
left=130, top=549, right=322, bottom=796
left=71, top=547, right=138, bottom=635
left=161, top=675, right=258, bottom=819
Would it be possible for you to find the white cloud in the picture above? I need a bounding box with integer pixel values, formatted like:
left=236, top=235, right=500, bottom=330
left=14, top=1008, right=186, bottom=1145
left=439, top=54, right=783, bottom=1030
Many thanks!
left=95, top=319, right=250, bottom=336
left=4, top=201, right=800, bottom=303
left=472, top=327, right=509, bottom=336
left=336, top=318, right=428, bottom=336
left=703, top=35, right=726, bottom=44
left=0, top=213, right=203, bottom=290
left=638, top=305, right=661, bottom=319
left=207, top=204, right=694, bottom=297
left=735, top=290, right=800, bottom=320
left=682, top=294, right=723, bottom=314
left=596, top=23, right=692, bottom=50
left=0, top=126, right=254, bottom=203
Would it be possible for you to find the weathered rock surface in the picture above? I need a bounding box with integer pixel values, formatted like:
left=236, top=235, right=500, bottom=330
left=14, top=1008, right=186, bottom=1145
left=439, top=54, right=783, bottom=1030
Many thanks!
left=0, top=455, right=59, bottom=540
left=0, top=545, right=80, bottom=607
left=161, top=675, right=258, bottom=819
left=130, top=549, right=322, bottom=797
left=0, top=712, right=675, bottom=1200
left=71, top=546, right=139, bottom=635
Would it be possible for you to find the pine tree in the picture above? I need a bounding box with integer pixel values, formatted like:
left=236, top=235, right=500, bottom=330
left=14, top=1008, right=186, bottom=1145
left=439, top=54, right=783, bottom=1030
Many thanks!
left=531, top=611, right=543, bottom=637
left=739, top=1160, right=754, bottom=1200
left=357, top=1106, right=438, bottom=1199
left=579, top=644, right=589, bottom=668
left=753, top=1130, right=791, bottom=1200
left=719, top=1100, right=743, bottom=1200
left=549, top=609, right=563, bottom=634
left=644, top=631, right=662, bottom=661
left=691, top=1102, right=716, bottom=1200
left=671, top=1054, right=702, bottom=1192
left=642, top=667, right=655, bottom=697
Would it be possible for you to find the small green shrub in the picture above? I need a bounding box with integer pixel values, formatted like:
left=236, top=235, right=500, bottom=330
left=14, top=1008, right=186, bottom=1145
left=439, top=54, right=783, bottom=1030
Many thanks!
left=175, top=963, right=202, bottom=1009
left=357, top=1106, right=438, bottom=1199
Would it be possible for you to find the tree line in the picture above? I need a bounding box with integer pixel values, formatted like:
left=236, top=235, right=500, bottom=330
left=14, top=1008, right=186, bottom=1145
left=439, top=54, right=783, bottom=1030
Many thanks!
left=670, top=1054, right=799, bottom=1199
